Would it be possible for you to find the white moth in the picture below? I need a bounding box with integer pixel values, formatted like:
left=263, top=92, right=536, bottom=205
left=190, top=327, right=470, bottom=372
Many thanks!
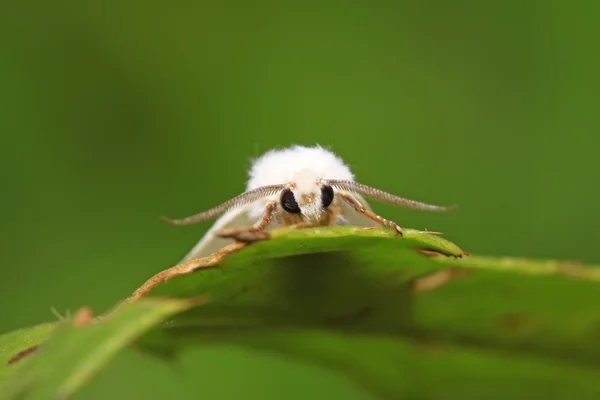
left=163, top=145, right=455, bottom=262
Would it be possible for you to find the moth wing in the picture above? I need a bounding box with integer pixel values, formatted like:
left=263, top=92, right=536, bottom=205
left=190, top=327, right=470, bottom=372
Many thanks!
left=179, top=204, right=255, bottom=262
left=338, top=193, right=380, bottom=227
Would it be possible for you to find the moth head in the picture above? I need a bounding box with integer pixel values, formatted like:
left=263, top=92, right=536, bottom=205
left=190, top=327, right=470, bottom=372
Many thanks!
left=278, top=168, right=335, bottom=222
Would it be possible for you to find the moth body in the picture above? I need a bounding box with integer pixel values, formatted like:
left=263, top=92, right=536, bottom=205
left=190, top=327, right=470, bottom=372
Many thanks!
left=163, top=145, right=456, bottom=262
left=246, top=145, right=353, bottom=225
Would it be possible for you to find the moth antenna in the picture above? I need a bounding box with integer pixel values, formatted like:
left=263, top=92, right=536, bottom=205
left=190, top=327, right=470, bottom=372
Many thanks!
left=162, top=184, right=287, bottom=226
left=327, top=179, right=457, bottom=212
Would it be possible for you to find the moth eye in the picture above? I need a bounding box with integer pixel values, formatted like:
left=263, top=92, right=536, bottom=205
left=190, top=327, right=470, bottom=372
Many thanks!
left=321, top=185, right=334, bottom=208
left=280, top=189, right=301, bottom=213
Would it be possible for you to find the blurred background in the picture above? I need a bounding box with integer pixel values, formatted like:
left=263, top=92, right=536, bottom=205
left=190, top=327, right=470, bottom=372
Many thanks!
left=1, top=1, right=598, bottom=399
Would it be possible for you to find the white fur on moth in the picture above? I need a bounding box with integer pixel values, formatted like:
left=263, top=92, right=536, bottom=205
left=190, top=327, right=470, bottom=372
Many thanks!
left=163, top=145, right=456, bottom=262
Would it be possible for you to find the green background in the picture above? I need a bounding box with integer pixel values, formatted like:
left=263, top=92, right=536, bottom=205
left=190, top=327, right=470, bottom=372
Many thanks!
left=1, top=1, right=598, bottom=399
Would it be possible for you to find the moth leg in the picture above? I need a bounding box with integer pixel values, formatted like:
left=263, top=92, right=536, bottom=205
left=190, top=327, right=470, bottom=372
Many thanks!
left=216, top=200, right=277, bottom=238
left=286, top=221, right=316, bottom=229
left=249, top=200, right=277, bottom=231
left=338, top=190, right=403, bottom=236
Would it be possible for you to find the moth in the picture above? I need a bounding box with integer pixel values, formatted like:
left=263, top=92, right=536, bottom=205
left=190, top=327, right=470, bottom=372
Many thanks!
left=163, top=145, right=456, bottom=262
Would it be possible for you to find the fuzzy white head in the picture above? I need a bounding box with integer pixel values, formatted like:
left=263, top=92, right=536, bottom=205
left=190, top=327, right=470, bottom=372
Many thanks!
left=246, top=145, right=354, bottom=223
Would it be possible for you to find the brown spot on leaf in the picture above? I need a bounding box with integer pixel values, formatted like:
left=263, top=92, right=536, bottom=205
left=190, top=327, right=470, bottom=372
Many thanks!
left=418, top=249, right=445, bottom=258
left=417, top=249, right=468, bottom=259
left=124, top=242, right=246, bottom=304
left=72, top=306, right=94, bottom=327
left=216, top=230, right=270, bottom=243
left=7, top=345, right=40, bottom=365
left=410, top=267, right=470, bottom=293
left=555, top=263, right=587, bottom=279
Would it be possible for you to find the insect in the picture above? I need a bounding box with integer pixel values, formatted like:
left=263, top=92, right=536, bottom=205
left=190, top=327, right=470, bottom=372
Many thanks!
left=163, top=145, right=456, bottom=262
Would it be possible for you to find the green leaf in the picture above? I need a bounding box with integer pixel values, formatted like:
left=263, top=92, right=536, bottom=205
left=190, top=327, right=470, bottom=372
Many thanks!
left=137, top=226, right=600, bottom=399
left=3, top=226, right=600, bottom=399
left=0, top=323, right=56, bottom=386
left=0, top=298, right=202, bottom=400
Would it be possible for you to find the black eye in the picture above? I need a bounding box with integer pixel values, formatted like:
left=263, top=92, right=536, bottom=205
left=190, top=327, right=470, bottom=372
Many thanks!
left=280, top=189, right=301, bottom=213
left=321, top=185, right=334, bottom=208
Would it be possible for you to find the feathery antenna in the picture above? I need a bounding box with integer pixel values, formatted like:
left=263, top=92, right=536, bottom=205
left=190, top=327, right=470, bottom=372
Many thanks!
left=327, top=180, right=456, bottom=212
left=162, top=184, right=287, bottom=226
